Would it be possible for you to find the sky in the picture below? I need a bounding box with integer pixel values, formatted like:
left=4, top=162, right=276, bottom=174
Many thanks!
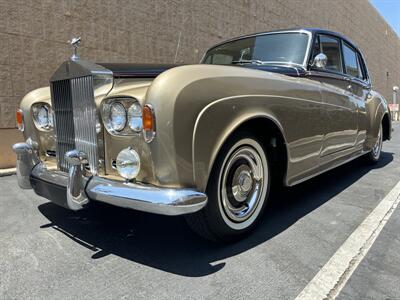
left=369, top=0, right=400, bottom=37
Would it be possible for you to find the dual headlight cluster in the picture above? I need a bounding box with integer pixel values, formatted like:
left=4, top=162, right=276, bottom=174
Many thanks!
left=102, top=98, right=142, bottom=135
left=31, top=98, right=142, bottom=135
left=30, top=98, right=153, bottom=181
left=102, top=98, right=144, bottom=180
left=32, top=103, right=53, bottom=131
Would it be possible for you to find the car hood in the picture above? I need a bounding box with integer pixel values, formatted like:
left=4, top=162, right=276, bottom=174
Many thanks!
left=97, top=63, right=180, bottom=78
left=97, top=63, right=306, bottom=78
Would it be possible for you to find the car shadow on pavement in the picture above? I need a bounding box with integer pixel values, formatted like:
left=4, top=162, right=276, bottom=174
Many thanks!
left=38, top=151, right=394, bottom=277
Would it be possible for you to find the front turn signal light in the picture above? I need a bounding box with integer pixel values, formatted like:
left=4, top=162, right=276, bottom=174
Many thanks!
left=16, top=109, right=24, bottom=132
left=142, top=104, right=156, bottom=143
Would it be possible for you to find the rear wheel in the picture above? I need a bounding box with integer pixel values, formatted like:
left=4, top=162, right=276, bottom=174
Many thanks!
left=365, top=124, right=383, bottom=164
left=185, top=132, right=270, bottom=242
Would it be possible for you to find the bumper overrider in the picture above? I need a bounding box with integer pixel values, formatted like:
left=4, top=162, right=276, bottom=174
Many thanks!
left=12, top=142, right=207, bottom=216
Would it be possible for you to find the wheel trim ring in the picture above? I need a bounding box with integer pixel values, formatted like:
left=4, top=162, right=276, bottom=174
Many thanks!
left=221, top=148, right=263, bottom=222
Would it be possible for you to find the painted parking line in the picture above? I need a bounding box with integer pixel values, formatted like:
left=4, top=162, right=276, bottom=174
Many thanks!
left=295, top=179, right=400, bottom=300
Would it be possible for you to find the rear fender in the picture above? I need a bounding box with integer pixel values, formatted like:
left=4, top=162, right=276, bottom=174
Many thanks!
left=365, top=91, right=390, bottom=149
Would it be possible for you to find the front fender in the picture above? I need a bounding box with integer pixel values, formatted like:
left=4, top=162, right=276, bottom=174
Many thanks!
left=144, top=64, right=323, bottom=190
left=192, top=96, right=286, bottom=192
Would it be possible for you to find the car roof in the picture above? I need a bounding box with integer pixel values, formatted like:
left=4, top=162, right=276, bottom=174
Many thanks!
left=209, top=28, right=358, bottom=52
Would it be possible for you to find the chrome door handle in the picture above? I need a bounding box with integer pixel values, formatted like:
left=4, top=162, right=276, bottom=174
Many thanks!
left=345, top=78, right=352, bottom=90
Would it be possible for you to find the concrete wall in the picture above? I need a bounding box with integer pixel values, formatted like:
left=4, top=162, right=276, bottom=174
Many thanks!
left=0, top=0, right=399, bottom=166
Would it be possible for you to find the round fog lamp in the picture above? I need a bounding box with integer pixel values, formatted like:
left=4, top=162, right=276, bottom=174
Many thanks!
left=116, top=148, right=141, bottom=180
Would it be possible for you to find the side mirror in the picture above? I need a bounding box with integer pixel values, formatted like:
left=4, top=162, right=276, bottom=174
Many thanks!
left=312, top=53, right=328, bottom=69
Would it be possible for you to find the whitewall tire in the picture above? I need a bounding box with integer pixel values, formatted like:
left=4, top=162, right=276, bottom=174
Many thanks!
left=185, top=132, right=270, bottom=242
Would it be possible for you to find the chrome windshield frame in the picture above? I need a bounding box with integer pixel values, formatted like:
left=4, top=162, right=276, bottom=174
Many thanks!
left=200, top=29, right=313, bottom=70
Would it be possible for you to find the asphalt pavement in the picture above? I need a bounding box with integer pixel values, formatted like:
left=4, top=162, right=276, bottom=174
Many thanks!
left=1, top=124, right=399, bottom=299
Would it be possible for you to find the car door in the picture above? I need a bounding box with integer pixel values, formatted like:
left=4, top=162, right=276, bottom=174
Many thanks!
left=341, top=41, right=369, bottom=151
left=308, top=34, right=358, bottom=157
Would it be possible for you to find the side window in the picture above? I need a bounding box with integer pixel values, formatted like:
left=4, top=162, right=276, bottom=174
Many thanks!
left=319, top=35, right=343, bottom=73
left=357, top=53, right=368, bottom=80
left=343, top=42, right=362, bottom=78
left=311, top=35, right=321, bottom=58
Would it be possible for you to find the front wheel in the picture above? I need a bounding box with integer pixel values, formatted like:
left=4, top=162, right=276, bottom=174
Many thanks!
left=185, top=132, right=270, bottom=242
left=365, top=124, right=383, bottom=164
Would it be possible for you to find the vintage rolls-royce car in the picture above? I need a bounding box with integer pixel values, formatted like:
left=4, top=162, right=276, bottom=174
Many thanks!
left=13, top=28, right=391, bottom=242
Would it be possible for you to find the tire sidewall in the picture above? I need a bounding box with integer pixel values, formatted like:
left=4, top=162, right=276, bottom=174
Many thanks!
left=369, top=124, right=383, bottom=162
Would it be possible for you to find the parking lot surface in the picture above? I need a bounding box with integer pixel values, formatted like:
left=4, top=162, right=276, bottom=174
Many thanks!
left=1, top=124, right=399, bottom=299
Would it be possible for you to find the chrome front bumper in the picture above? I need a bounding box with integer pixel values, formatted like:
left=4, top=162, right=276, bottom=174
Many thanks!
left=12, top=143, right=207, bottom=216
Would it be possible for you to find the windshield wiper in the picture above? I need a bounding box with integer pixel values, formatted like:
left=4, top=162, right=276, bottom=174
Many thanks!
left=231, top=59, right=267, bottom=65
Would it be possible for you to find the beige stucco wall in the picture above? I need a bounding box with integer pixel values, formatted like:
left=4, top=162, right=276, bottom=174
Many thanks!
left=0, top=0, right=399, bottom=167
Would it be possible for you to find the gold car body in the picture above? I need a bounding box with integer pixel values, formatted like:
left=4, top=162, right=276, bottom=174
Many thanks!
left=14, top=28, right=391, bottom=215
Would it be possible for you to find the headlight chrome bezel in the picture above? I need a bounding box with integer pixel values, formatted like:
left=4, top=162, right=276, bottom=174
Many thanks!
left=127, top=102, right=143, bottom=133
left=109, top=102, right=127, bottom=132
left=101, top=97, right=143, bottom=136
left=32, top=103, right=53, bottom=131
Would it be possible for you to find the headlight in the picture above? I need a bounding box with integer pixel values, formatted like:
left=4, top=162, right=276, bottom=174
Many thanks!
left=116, top=148, right=141, bottom=180
left=128, top=102, right=142, bottom=132
left=32, top=103, right=53, bottom=130
left=102, top=98, right=142, bottom=136
left=110, top=102, right=126, bottom=132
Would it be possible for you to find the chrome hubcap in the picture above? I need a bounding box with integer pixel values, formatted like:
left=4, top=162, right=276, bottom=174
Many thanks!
left=232, top=167, right=253, bottom=202
left=220, top=145, right=265, bottom=222
left=238, top=170, right=253, bottom=193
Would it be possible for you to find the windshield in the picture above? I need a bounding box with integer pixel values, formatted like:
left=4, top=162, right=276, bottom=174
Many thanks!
left=202, top=32, right=310, bottom=67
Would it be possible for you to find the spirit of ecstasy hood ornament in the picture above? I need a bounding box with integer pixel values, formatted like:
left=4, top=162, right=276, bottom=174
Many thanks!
left=69, top=37, right=81, bottom=61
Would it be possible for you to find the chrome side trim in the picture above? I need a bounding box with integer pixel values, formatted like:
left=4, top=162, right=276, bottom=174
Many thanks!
left=288, top=150, right=368, bottom=186
left=86, top=177, right=207, bottom=216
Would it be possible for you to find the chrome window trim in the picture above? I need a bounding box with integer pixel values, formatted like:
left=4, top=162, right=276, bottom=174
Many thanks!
left=306, top=70, right=349, bottom=81
left=354, top=49, right=371, bottom=85
left=307, top=32, right=371, bottom=87
left=306, top=70, right=372, bottom=90
left=201, top=30, right=313, bottom=70
left=342, top=40, right=364, bottom=80
left=317, top=34, right=344, bottom=74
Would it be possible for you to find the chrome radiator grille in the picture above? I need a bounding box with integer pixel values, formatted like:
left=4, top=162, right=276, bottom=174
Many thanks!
left=51, top=76, right=98, bottom=173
